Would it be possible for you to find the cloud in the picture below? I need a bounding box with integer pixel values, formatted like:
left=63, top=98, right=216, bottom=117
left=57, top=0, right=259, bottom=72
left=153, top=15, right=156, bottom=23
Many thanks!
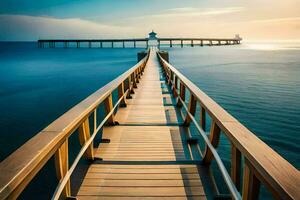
left=130, top=7, right=244, bottom=20
left=0, top=15, right=136, bottom=41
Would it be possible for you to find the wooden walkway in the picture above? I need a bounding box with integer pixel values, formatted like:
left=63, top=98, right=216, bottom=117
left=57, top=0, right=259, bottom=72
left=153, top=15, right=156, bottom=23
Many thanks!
left=76, top=49, right=206, bottom=199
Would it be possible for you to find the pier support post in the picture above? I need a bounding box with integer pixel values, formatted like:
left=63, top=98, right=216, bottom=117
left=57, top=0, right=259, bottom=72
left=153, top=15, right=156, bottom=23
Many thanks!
left=100, top=42, right=103, bottom=48
left=170, top=40, right=172, bottom=48
left=209, top=40, right=212, bottom=46
left=183, top=94, right=197, bottom=126
left=177, top=82, right=186, bottom=107
left=191, top=40, right=194, bottom=47
left=134, top=41, right=136, bottom=48
left=123, top=41, right=125, bottom=48
left=111, top=42, right=114, bottom=48
left=218, top=41, right=221, bottom=45
left=77, top=42, right=80, bottom=48
left=181, top=40, right=183, bottom=48
left=203, top=122, right=221, bottom=165
left=78, top=119, right=94, bottom=160
left=89, top=41, right=91, bottom=48
left=200, top=40, right=203, bottom=46
left=118, top=82, right=127, bottom=107
left=231, top=145, right=242, bottom=191
left=104, top=94, right=115, bottom=125
left=242, top=159, right=261, bottom=200
left=54, top=139, right=71, bottom=198
left=200, top=106, right=206, bottom=131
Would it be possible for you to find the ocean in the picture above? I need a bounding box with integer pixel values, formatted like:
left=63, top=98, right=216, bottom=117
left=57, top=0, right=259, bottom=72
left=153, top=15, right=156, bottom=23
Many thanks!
left=0, top=41, right=299, bottom=199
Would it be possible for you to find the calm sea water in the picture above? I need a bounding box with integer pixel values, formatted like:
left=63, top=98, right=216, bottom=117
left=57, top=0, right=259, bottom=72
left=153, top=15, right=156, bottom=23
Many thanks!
left=163, top=42, right=300, bottom=170
left=0, top=42, right=299, bottom=198
left=0, top=42, right=143, bottom=160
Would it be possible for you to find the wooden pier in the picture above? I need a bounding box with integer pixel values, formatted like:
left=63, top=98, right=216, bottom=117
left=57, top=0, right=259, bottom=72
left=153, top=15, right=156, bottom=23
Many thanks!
left=37, top=36, right=241, bottom=48
left=0, top=48, right=299, bottom=200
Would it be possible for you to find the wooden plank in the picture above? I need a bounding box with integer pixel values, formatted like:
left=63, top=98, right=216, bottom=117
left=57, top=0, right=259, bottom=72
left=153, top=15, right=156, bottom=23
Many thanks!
left=82, top=179, right=202, bottom=187
left=76, top=49, right=205, bottom=199
left=78, top=186, right=205, bottom=196
left=77, top=197, right=207, bottom=200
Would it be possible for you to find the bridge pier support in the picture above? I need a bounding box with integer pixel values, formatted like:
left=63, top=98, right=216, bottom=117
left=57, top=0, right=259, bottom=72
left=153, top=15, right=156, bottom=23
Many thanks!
left=88, top=41, right=91, bottom=48
left=181, top=40, right=183, bottom=48
left=77, top=42, right=80, bottom=48
left=191, top=40, right=194, bottom=47
left=200, top=40, right=203, bottom=46
left=123, top=41, right=125, bottom=48
left=111, top=42, right=114, bottom=48
left=134, top=41, right=136, bottom=48
left=100, top=42, right=103, bottom=48
left=170, top=40, right=172, bottom=48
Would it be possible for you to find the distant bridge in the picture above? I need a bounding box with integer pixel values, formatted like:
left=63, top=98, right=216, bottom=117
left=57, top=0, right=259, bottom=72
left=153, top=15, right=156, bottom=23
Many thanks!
left=37, top=31, right=242, bottom=48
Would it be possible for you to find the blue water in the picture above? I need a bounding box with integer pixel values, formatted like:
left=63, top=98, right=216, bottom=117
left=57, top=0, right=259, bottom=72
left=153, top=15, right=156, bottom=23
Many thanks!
left=163, top=43, right=300, bottom=169
left=0, top=42, right=143, bottom=160
left=0, top=42, right=299, bottom=199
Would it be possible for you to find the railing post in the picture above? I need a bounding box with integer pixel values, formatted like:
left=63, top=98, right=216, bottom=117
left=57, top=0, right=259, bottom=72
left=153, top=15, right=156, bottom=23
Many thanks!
left=183, top=93, right=197, bottom=126
left=78, top=118, right=94, bottom=160
left=231, top=144, right=242, bottom=191
left=127, top=75, right=134, bottom=96
left=104, top=94, right=115, bottom=125
left=118, top=82, right=127, bottom=107
left=136, top=69, right=140, bottom=83
left=202, top=121, right=221, bottom=164
left=173, top=75, right=178, bottom=97
left=54, top=139, right=71, bottom=198
left=242, top=159, right=261, bottom=200
left=177, top=82, right=186, bottom=107
left=132, top=72, right=137, bottom=88
left=200, top=106, right=206, bottom=131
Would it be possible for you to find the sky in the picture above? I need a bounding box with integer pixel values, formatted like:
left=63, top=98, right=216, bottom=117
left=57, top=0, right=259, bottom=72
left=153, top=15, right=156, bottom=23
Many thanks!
left=0, top=0, right=300, bottom=41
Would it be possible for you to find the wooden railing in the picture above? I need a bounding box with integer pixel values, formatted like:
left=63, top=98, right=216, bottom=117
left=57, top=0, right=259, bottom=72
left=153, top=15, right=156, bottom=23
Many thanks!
left=0, top=50, right=150, bottom=200
left=157, top=52, right=300, bottom=200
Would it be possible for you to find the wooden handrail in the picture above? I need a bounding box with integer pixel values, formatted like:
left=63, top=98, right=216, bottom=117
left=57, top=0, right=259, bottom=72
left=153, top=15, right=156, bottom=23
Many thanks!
left=0, top=50, right=150, bottom=200
left=157, top=52, right=300, bottom=200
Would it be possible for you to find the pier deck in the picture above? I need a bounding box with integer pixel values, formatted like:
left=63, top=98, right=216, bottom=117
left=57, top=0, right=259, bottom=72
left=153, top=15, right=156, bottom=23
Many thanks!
left=77, top=50, right=206, bottom=199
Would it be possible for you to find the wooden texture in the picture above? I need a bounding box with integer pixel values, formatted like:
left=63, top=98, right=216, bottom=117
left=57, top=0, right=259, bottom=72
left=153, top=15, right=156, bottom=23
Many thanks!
left=54, top=140, right=71, bottom=198
left=78, top=119, right=94, bottom=160
left=231, top=144, right=242, bottom=191
left=77, top=49, right=206, bottom=199
left=202, top=122, right=221, bottom=165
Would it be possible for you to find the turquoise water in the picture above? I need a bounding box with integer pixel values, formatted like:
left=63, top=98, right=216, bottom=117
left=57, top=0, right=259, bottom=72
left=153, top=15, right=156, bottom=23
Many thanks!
left=0, top=42, right=299, bottom=198
left=0, top=42, right=143, bottom=160
left=163, top=42, right=300, bottom=170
